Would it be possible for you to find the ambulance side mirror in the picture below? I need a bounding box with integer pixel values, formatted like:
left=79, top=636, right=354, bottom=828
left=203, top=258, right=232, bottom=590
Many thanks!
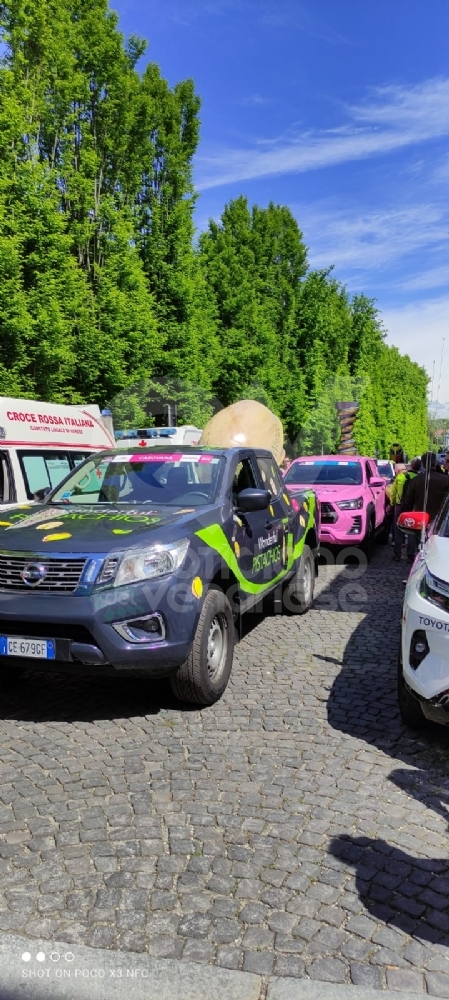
left=397, top=511, right=429, bottom=536
left=33, top=486, right=52, bottom=502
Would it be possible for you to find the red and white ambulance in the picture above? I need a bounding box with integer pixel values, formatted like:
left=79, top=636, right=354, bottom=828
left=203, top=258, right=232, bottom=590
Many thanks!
left=0, top=397, right=114, bottom=509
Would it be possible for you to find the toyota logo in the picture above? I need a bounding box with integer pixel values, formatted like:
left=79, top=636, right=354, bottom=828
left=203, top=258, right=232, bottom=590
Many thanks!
left=20, top=564, right=47, bottom=587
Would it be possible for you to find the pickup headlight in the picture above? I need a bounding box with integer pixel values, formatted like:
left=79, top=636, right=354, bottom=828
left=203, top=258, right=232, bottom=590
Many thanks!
left=420, top=567, right=449, bottom=613
left=108, top=538, right=190, bottom=588
left=336, top=497, right=364, bottom=510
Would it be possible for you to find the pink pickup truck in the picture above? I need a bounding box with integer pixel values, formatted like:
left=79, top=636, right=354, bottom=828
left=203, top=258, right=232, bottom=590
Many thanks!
left=283, top=455, right=388, bottom=555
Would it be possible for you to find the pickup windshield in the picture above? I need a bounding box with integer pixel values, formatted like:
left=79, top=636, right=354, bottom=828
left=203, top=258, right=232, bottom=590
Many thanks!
left=50, top=452, right=223, bottom=507
left=285, top=461, right=363, bottom=487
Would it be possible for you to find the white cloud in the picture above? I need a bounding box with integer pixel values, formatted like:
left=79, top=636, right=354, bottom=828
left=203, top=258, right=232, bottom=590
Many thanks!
left=382, top=296, right=449, bottom=400
left=195, top=77, right=449, bottom=190
left=294, top=201, right=449, bottom=278
left=397, top=264, right=449, bottom=292
left=432, top=153, right=449, bottom=184
left=240, top=93, right=272, bottom=107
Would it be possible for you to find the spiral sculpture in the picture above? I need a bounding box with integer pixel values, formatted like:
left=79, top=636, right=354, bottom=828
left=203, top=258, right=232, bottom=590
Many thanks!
left=335, top=401, right=359, bottom=455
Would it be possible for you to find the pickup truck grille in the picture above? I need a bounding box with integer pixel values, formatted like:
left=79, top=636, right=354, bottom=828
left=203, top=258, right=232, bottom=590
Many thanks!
left=320, top=502, right=338, bottom=524
left=0, top=554, right=86, bottom=593
left=0, top=620, right=94, bottom=643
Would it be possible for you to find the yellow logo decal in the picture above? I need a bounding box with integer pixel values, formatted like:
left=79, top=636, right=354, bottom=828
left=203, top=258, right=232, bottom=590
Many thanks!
left=299, top=515, right=306, bottom=527
left=234, top=540, right=240, bottom=558
left=269, top=505, right=275, bottom=516
left=192, top=577, right=203, bottom=599
left=112, top=529, right=133, bottom=535
left=0, top=521, right=11, bottom=527
left=42, top=533, right=72, bottom=542
left=283, top=493, right=290, bottom=505
left=36, top=521, right=64, bottom=530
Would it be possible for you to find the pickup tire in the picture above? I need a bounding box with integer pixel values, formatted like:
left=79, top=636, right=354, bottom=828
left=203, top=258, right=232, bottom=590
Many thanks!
left=376, top=520, right=390, bottom=545
left=361, top=512, right=375, bottom=561
left=282, top=544, right=315, bottom=615
left=170, top=587, right=234, bottom=706
left=397, top=646, right=425, bottom=728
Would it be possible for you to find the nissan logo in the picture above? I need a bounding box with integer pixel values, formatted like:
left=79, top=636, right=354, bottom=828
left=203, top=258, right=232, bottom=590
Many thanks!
left=20, top=563, right=47, bottom=587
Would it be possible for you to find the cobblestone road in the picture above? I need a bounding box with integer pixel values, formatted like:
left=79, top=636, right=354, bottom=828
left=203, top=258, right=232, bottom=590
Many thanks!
left=1, top=546, right=449, bottom=995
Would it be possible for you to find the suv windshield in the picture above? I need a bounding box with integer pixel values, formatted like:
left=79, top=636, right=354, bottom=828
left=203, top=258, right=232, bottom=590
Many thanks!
left=376, top=462, right=393, bottom=480
left=50, top=452, right=223, bottom=507
left=285, top=461, right=363, bottom=487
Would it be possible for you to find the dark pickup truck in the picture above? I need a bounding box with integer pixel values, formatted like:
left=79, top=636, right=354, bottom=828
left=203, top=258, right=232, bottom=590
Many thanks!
left=0, top=446, right=319, bottom=704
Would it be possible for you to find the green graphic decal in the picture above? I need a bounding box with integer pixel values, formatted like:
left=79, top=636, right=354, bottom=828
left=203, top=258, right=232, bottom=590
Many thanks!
left=196, top=492, right=315, bottom=595
left=4, top=510, right=162, bottom=529
left=62, top=513, right=161, bottom=525
left=252, top=545, right=281, bottom=575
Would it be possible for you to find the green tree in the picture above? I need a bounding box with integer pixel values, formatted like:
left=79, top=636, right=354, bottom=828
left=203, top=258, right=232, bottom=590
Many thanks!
left=199, top=196, right=308, bottom=438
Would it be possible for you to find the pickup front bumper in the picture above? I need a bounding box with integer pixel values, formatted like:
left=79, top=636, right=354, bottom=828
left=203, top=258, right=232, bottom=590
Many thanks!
left=0, top=575, right=200, bottom=677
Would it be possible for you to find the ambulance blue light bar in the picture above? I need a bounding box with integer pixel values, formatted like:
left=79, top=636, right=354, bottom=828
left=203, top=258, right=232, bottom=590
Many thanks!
left=115, top=427, right=177, bottom=440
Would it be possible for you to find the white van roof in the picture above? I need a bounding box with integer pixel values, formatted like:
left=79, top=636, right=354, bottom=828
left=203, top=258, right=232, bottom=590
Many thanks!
left=0, top=397, right=114, bottom=451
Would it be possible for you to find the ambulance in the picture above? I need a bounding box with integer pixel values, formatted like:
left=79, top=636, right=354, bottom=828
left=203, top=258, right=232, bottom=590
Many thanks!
left=0, top=397, right=114, bottom=509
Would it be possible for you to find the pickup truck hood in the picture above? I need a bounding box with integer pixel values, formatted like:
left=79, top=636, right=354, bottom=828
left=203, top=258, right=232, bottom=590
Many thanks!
left=286, top=484, right=362, bottom=502
left=0, top=503, right=212, bottom=553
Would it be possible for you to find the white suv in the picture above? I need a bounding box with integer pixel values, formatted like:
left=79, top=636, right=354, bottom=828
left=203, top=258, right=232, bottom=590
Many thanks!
left=398, top=504, right=449, bottom=727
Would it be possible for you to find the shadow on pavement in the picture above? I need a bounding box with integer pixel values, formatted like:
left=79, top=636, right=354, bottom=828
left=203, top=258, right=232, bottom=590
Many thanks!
left=0, top=671, right=197, bottom=724
left=321, top=546, right=449, bottom=945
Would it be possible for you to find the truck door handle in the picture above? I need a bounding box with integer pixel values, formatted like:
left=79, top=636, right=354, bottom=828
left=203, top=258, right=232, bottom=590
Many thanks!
left=265, top=520, right=274, bottom=529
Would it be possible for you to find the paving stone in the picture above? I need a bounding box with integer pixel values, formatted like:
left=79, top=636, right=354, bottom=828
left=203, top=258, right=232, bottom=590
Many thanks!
left=178, top=912, right=212, bottom=939
left=242, top=926, right=274, bottom=950
left=386, top=967, right=426, bottom=993
left=307, top=956, right=347, bottom=982
left=267, top=911, right=298, bottom=934
left=426, top=972, right=449, bottom=997
left=242, top=950, right=274, bottom=974
left=216, top=946, right=242, bottom=970
left=350, top=962, right=383, bottom=989
left=211, top=918, right=242, bottom=944
left=182, top=939, right=215, bottom=963
left=345, top=913, right=377, bottom=939
left=274, top=955, right=306, bottom=978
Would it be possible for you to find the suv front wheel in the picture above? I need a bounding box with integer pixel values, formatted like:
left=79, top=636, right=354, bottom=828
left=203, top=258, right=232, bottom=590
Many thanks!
left=170, top=587, right=234, bottom=706
left=397, top=645, right=425, bottom=728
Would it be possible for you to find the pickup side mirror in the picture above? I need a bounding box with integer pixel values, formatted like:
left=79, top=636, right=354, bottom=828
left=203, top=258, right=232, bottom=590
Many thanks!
left=33, top=486, right=51, bottom=502
left=397, top=511, right=429, bottom=535
left=236, top=488, right=271, bottom=513
left=369, top=477, right=385, bottom=488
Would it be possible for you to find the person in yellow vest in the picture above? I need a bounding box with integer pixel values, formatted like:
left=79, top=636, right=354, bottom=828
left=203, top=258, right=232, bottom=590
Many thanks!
left=392, top=458, right=421, bottom=562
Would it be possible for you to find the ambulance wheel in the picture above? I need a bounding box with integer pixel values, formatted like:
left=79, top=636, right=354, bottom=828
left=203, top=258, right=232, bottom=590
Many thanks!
left=282, top=544, right=315, bottom=615
left=397, top=647, right=425, bottom=728
left=170, top=587, right=234, bottom=706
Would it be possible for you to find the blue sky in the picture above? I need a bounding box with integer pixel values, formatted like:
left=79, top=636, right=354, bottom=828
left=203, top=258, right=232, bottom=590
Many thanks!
left=114, top=0, right=449, bottom=412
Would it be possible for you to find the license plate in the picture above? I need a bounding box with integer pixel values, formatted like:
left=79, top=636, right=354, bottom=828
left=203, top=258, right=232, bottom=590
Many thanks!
left=0, top=636, right=56, bottom=659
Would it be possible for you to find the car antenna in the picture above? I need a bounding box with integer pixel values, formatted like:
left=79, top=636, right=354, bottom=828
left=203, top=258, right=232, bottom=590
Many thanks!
left=423, top=338, right=445, bottom=527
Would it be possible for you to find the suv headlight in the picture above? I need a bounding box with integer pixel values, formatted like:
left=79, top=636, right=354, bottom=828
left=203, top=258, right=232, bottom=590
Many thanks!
left=102, top=538, right=190, bottom=588
left=420, top=566, right=449, bottom=612
left=336, top=497, right=364, bottom=510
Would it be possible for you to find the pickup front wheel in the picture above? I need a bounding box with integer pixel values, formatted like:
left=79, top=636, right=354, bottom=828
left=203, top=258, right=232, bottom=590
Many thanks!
left=282, top=544, right=315, bottom=615
left=170, top=587, right=234, bottom=705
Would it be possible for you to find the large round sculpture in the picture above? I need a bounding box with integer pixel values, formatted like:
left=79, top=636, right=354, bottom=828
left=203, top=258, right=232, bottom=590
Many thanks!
left=199, top=400, right=285, bottom=466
